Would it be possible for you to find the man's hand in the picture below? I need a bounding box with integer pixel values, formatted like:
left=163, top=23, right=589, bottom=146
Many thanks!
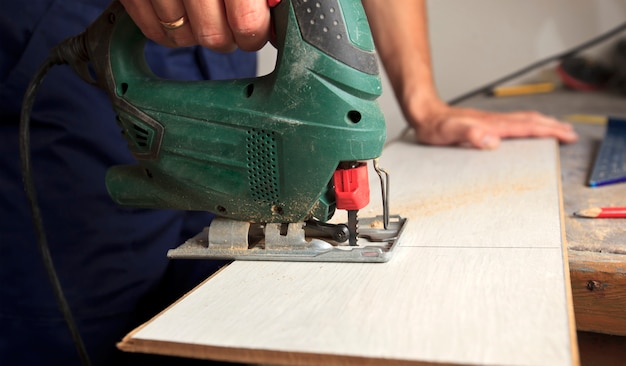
left=120, top=0, right=271, bottom=52
left=405, top=99, right=578, bottom=149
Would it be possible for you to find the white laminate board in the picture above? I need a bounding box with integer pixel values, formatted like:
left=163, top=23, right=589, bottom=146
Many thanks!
left=120, top=138, right=577, bottom=366
left=362, top=138, right=564, bottom=248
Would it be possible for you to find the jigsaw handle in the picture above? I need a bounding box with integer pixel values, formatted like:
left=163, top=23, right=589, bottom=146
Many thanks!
left=79, top=0, right=379, bottom=103
left=271, top=0, right=379, bottom=75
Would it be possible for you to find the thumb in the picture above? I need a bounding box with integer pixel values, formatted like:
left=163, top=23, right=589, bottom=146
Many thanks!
left=439, top=121, right=501, bottom=149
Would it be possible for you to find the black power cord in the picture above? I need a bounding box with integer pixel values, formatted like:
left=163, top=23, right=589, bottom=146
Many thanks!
left=447, top=21, right=626, bottom=106
left=19, top=36, right=92, bottom=366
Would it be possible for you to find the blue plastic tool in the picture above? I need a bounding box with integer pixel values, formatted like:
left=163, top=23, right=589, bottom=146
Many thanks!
left=589, top=116, right=626, bottom=187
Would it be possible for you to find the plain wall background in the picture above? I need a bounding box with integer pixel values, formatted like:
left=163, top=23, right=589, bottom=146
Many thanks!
left=258, top=0, right=626, bottom=140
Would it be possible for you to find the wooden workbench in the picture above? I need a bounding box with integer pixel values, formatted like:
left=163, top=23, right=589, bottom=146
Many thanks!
left=562, top=121, right=626, bottom=336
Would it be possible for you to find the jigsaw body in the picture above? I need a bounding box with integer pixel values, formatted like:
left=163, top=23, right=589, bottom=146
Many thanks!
left=66, top=0, right=406, bottom=262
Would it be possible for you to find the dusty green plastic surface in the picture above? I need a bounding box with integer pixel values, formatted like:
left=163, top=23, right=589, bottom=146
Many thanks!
left=97, top=0, right=385, bottom=223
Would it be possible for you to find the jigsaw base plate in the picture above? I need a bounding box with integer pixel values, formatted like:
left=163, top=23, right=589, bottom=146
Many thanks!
left=167, top=215, right=407, bottom=263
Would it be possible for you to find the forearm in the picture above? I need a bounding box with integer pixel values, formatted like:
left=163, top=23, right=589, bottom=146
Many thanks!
left=362, top=0, right=442, bottom=111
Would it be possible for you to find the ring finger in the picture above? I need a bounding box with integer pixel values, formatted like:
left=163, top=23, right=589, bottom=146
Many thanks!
left=151, top=0, right=195, bottom=47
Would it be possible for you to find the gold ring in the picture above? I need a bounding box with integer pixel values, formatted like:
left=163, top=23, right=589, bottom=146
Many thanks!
left=159, top=15, right=186, bottom=30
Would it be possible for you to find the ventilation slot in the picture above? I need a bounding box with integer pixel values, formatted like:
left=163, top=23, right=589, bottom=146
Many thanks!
left=246, top=129, right=279, bottom=205
left=133, top=124, right=150, bottom=147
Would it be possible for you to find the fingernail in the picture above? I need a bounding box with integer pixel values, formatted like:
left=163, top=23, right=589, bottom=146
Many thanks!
left=566, top=130, right=578, bottom=140
left=481, top=135, right=499, bottom=149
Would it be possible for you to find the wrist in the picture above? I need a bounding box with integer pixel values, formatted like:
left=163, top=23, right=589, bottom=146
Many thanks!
left=399, top=83, right=447, bottom=129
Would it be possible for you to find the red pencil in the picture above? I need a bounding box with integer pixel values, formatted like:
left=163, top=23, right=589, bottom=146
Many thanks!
left=574, top=207, right=626, bottom=218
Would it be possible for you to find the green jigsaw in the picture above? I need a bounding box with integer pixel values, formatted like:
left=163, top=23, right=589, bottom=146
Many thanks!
left=57, top=0, right=406, bottom=262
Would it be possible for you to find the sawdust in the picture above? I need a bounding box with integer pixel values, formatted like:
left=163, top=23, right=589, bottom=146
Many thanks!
left=566, top=216, right=626, bottom=254
left=368, top=218, right=384, bottom=229
left=386, top=176, right=548, bottom=219
left=568, top=217, right=610, bottom=241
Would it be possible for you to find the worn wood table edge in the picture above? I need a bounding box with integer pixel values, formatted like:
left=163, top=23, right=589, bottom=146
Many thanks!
left=568, top=250, right=626, bottom=336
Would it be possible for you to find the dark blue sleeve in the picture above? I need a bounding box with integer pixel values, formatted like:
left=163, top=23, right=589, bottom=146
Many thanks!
left=0, top=2, right=256, bottom=365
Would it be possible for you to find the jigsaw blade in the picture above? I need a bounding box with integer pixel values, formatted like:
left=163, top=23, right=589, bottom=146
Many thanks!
left=347, top=210, right=358, bottom=246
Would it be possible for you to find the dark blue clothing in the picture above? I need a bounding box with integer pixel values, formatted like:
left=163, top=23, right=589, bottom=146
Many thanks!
left=0, top=2, right=256, bottom=365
